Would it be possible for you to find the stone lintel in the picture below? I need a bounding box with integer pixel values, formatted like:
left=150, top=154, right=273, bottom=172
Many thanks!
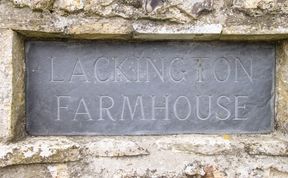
left=12, top=23, right=288, bottom=41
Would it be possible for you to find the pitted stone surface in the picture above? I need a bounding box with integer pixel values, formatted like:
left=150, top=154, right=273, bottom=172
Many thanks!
left=0, top=29, right=24, bottom=143
left=0, top=134, right=287, bottom=176
left=133, top=22, right=222, bottom=40
left=276, top=42, right=288, bottom=133
left=0, top=29, right=13, bottom=143
left=156, top=135, right=242, bottom=155
left=9, top=0, right=214, bottom=22
left=233, top=0, right=288, bottom=16
left=0, top=138, right=81, bottom=168
left=54, top=0, right=84, bottom=12
left=83, top=139, right=149, bottom=157
left=156, top=134, right=288, bottom=156
left=12, top=0, right=54, bottom=10
left=0, top=0, right=288, bottom=39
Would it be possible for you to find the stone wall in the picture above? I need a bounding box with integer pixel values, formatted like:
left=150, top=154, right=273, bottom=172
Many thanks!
left=0, top=0, right=288, bottom=177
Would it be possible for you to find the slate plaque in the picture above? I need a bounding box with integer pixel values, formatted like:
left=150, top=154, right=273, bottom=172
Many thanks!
left=26, top=41, right=275, bottom=135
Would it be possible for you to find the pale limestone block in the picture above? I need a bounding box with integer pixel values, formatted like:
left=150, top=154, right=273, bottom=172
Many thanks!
left=233, top=0, right=288, bottom=16
left=0, top=137, right=81, bottom=167
left=12, top=0, right=54, bottom=10
left=0, top=29, right=25, bottom=143
left=54, top=0, right=84, bottom=12
left=133, top=22, right=222, bottom=40
left=276, top=41, right=288, bottom=133
left=83, top=138, right=149, bottom=157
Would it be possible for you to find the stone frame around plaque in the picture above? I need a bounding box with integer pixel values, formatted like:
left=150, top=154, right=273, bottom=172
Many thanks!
left=0, top=29, right=285, bottom=143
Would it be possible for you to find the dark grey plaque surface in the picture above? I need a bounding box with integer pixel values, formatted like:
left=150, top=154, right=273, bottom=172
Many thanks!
left=26, top=41, right=275, bottom=135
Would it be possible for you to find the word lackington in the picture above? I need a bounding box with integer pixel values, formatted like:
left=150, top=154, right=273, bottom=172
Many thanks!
left=50, top=56, right=253, bottom=83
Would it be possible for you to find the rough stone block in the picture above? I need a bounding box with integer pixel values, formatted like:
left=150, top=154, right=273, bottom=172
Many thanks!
left=12, top=0, right=54, bottom=10
left=233, top=0, right=288, bottom=16
left=0, top=29, right=25, bottom=143
left=68, top=18, right=133, bottom=39
left=54, top=0, right=84, bottom=12
left=0, top=138, right=81, bottom=167
left=276, top=41, right=288, bottom=133
left=83, top=139, right=149, bottom=157
left=133, top=22, right=222, bottom=40
left=156, top=134, right=288, bottom=156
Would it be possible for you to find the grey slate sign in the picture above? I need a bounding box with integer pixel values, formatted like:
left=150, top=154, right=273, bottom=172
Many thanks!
left=26, top=41, right=275, bottom=135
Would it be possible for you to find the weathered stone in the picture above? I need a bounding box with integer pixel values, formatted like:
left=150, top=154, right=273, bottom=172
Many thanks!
left=143, top=0, right=164, bottom=13
left=68, top=18, right=133, bottom=39
left=190, top=0, right=214, bottom=17
left=84, top=0, right=135, bottom=18
left=11, top=0, right=213, bottom=22
left=183, top=161, right=206, bottom=176
left=276, top=42, right=288, bottom=133
left=10, top=28, right=25, bottom=143
left=143, top=0, right=214, bottom=22
left=0, top=29, right=13, bottom=143
left=0, top=164, right=52, bottom=178
left=121, top=0, right=142, bottom=8
left=47, top=164, right=70, bottom=178
left=0, top=155, right=287, bottom=178
left=184, top=163, right=223, bottom=178
left=133, top=22, right=222, bottom=40
left=242, top=136, right=288, bottom=156
left=156, top=134, right=288, bottom=156
left=0, top=138, right=81, bottom=167
left=11, top=0, right=54, bottom=10
left=0, top=136, right=287, bottom=177
left=233, top=0, right=288, bottom=16
left=270, top=168, right=288, bottom=178
left=221, top=25, right=288, bottom=40
left=143, top=0, right=214, bottom=17
left=83, top=139, right=149, bottom=157
left=54, top=0, right=84, bottom=12
left=0, top=29, right=25, bottom=143
left=0, top=0, right=286, bottom=40
left=156, top=135, right=243, bottom=155
left=67, top=150, right=288, bottom=178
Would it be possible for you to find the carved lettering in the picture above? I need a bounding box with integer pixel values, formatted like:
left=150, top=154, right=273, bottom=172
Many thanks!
left=94, top=57, right=111, bottom=82
left=169, top=57, right=186, bottom=83
left=196, top=95, right=212, bottom=120
left=173, top=96, right=191, bottom=120
left=136, top=58, right=141, bottom=82
left=151, top=95, right=169, bottom=120
left=50, top=57, right=64, bottom=82
left=234, top=95, right=249, bottom=120
left=146, top=58, right=164, bottom=82
left=56, top=95, right=71, bottom=121
left=27, top=41, right=274, bottom=134
left=195, top=57, right=208, bottom=82
left=214, top=57, right=231, bottom=82
left=69, top=58, right=90, bottom=83
left=235, top=57, right=253, bottom=82
left=216, top=95, right=231, bottom=120
left=113, top=58, right=131, bottom=82
left=99, top=96, right=115, bottom=121
left=121, top=95, right=145, bottom=120
left=73, top=98, right=93, bottom=121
